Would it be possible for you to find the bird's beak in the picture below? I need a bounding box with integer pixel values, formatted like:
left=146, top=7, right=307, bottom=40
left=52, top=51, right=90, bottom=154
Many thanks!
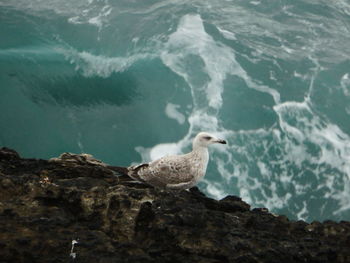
left=215, top=139, right=227, bottom=144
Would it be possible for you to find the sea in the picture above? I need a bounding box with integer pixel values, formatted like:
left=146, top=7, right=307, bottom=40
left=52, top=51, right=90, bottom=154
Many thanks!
left=1, top=0, right=350, bottom=222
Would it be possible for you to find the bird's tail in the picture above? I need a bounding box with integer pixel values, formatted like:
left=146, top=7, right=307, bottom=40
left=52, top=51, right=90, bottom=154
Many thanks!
left=108, top=164, right=149, bottom=183
left=107, top=165, right=129, bottom=176
left=107, top=165, right=137, bottom=183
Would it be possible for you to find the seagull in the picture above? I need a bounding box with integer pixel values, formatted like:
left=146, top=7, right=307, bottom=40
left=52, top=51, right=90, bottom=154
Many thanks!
left=108, top=132, right=227, bottom=190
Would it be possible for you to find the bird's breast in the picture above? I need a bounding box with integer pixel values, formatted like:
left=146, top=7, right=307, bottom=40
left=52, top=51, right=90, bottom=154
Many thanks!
left=191, top=149, right=209, bottom=180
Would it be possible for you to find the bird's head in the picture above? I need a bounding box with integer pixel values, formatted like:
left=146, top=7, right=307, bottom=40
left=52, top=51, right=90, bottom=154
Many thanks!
left=192, top=132, right=227, bottom=149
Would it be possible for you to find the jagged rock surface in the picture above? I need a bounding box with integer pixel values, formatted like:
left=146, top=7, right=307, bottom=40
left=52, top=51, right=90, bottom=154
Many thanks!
left=0, top=147, right=350, bottom=263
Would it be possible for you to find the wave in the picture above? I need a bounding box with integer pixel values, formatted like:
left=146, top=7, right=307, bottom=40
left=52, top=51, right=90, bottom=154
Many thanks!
left=58, top=46, right=155, bottom=78
left=2, top=0, right=350, bottom=222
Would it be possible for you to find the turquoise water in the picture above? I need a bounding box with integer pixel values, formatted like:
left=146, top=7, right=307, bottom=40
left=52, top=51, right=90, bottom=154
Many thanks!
left=1, top=0, right=350, bottom=222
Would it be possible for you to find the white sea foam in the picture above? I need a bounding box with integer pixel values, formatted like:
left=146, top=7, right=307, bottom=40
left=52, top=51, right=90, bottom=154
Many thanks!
left=296, top=201, right=308, bottom=221
left=250, top=1, right=261, bottom=6
left=161, top=14, right=236, bottom=110
left=148, top=143, right=182, bottom=162
left=69, top=3, right=112, bottom=30
left=3, top=0, right=95, bottom=17
left=138, top=14, right=281, bottom=174
left=202, top=179, right=227, bottom=200
left=272, top=99, right=350, bottom=217
left=135, top=134, right=191, bottom=164
left=333, top=182, right=350, bottom=215
left=196, top=92, right=350, bottom=220
left=57, top=47, right=153, bottom=78
left=165, top=103, right=186, bottom=124
left=217, top=27, right=237, bottom=40
left=340, top=73, right=350, bottom=96
left=136, top=16, right=235, bottom=166
left=17, top=1, right=346, bottom=220
left=274, top=100, right=350, bottom=174
left=4, top=0, right=350, bottom=223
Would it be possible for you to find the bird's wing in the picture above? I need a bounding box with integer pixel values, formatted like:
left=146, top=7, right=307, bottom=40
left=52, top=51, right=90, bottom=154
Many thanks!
left=136, top=154, right=194, bottom=187
left=127, top=163, right=149, bottom=183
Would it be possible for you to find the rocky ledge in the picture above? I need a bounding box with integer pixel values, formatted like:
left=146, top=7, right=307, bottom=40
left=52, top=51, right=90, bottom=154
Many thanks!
left=0, top=147, right=350, bottom=263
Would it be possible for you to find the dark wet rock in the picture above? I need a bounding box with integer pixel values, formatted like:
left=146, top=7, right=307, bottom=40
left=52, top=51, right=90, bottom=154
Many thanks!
left=0, top=147, right=350, bottom=263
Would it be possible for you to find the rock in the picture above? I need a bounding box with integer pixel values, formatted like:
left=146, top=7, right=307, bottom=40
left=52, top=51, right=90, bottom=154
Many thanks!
left=0, top=147, right=350, bottom=262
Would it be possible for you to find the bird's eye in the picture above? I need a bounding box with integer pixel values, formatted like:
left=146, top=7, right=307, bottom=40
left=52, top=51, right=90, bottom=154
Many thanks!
left=203, top=136, right=212, bottom=140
